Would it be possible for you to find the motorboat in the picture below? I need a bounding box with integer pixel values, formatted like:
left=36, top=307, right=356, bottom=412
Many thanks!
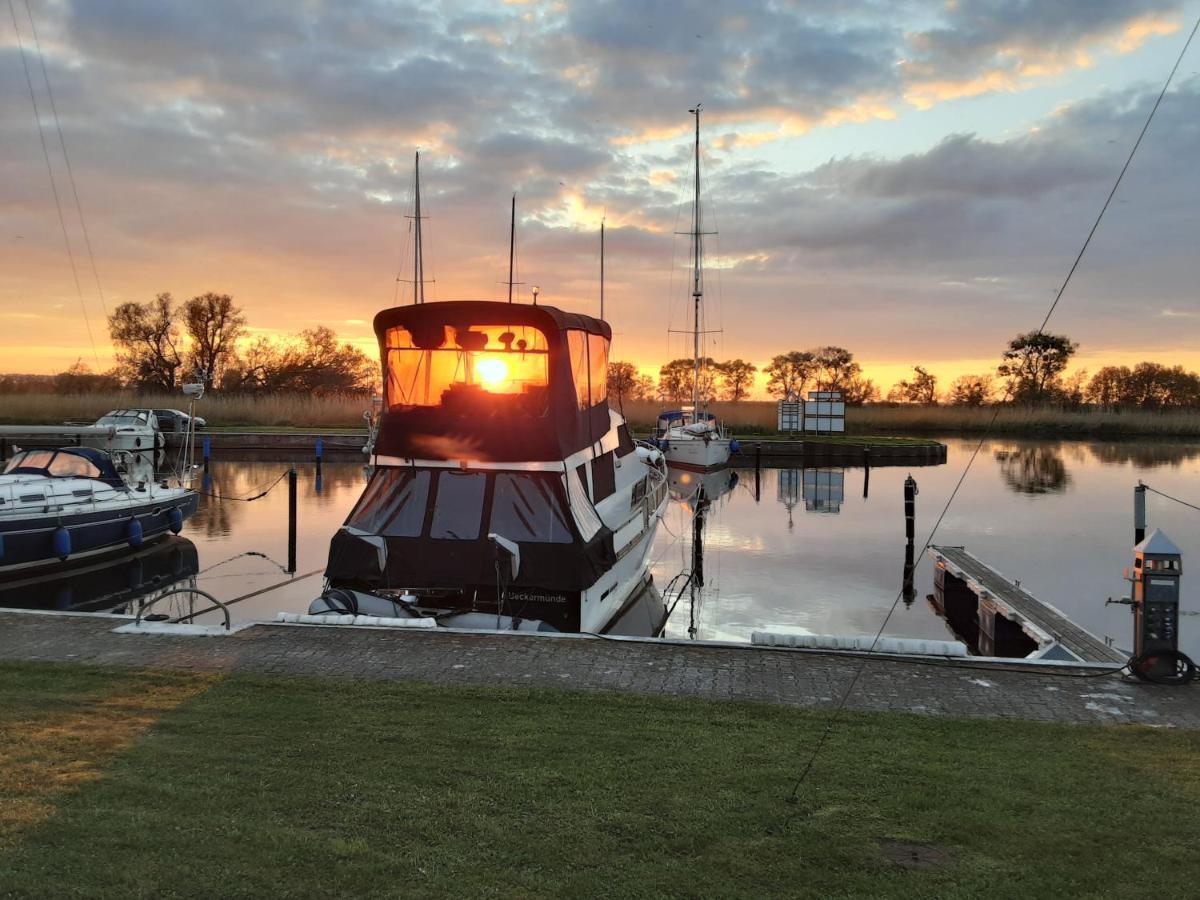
left=85, top=409, right=167, bottom=452
left=655, top=105, right=734, bottom=472
left=311, top=299, right=669, bottom=633
left=0, top=446, right=197, bottom=573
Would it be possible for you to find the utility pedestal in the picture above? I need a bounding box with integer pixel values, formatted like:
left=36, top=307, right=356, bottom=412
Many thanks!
left=1124, top=528, right=1193, bottom=680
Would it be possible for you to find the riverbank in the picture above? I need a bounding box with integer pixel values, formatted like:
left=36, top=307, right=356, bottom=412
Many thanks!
left=4, top=391, right=1200, bottom=437
left=2, top=656, right=1198, bottom=897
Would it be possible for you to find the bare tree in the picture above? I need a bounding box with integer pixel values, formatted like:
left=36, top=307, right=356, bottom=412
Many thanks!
left=764, top=351, right=815, bottom=399
left=947, top=374, right=995, bottom=407
left=716, top=359, right=758, bottom=401
left=107, top=293, right=182, bottom=391
left=888, top=366, right=938, bottom=405
left=182, top=293, right=246, bottom=391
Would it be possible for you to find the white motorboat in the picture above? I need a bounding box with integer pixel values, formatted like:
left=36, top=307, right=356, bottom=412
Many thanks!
left=0, top=446, right=197, bottom=573
left=312, top=299, right=669, bottom=633
left=84, top=409, right=167, bottom=452
left=656, top=106, right=733, bottom=472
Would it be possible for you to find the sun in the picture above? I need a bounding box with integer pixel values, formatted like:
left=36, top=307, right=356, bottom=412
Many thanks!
left=475, top=357, right=509, bottom=388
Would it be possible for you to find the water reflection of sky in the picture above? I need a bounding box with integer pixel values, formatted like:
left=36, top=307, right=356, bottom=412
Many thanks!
left=8, top=439, right=1199, bottom=650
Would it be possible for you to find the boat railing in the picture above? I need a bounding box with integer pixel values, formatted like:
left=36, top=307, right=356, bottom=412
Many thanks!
left=135, top=587, right=230, bottom=631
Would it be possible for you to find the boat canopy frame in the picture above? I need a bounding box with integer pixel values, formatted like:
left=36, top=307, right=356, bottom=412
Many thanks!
left=372, top=301, right=614, bottom=462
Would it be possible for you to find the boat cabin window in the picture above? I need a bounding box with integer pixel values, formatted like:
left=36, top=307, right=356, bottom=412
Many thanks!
left=96, top=410, right=151, bottom=427
left=2, top=450, right=103, bottom=479
left=429, top=471, right=487, bottom=540
left=47, top=453, right=104, bottom=478
left=345, top=468, right=430, bottom=537
left=3, top=450, right=55, bottom=474
left=490, top=473, right=573, bottom=543
left=588, top=333, right=608, bottom=405
left=567, top=330, right=610, bottom=410
left=384, top=324, right=551, bottom=415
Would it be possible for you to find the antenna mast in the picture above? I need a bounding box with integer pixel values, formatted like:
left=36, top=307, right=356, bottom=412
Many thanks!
left=401, top=150, right=431, bottom=304
left=690, top=104, right=703, bottom=413
left=507, top=194, right=516, bottom=303
left=600, top=218, right=606, bottom=320
left=413, top=151, right=424, bottom=303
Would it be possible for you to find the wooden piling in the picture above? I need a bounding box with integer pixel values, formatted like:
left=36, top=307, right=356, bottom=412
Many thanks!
left=287, top=468, right=297, bottom=574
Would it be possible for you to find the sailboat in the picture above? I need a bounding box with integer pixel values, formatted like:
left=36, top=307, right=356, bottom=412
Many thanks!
left=655, top=105, right=734, bottom=472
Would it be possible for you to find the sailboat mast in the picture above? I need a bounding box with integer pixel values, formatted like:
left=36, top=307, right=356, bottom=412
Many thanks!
left=690, top=105, right=703, bottom=412
left=508, top=193, right=516, bottom=304
left=413, top=151, right=424, bottom=304
left=600, top=218, right=606, bottom=320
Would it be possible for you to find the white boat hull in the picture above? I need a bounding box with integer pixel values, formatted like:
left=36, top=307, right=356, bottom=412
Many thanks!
left=579, top=491, right=666, bottom=633
left=662, top=434, right=731, bottom=472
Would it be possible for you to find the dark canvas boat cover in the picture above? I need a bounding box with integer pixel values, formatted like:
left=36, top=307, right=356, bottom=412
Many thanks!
left=324, top=465, right=616, bottom=628
left=372, top=301, right=613, bottom=462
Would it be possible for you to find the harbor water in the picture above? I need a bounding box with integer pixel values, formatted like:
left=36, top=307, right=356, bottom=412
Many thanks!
left=7, top=437, right=1199, bottom=651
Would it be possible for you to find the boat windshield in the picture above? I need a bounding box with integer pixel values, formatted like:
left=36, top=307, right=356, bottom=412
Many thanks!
left=383, top=323, right=551, bottom=414
left=96, top=410, right=150, bottom=427
left=2, top=450, right=104, bottom=479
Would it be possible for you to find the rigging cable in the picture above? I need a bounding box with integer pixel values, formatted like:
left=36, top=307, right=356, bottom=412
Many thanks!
left=25, top=0, right=108, bottom=320
left=1141, top=482, right=1200, bottom=513
left=8, top=0, right=98, bottom=361
left=782, top=12, right=1200, bottom=811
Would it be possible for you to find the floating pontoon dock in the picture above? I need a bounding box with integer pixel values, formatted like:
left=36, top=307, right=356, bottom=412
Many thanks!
left=928, top=545, right=1127, bottom=664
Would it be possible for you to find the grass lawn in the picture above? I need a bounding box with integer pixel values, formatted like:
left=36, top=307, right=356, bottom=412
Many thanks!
left=2, top=661, right=1198, bottom=898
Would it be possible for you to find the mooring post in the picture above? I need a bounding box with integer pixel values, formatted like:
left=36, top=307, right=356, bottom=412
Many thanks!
left=202, top=436, right=211, bottom=471
left=903, top=541, right=916, bottom=605
left=287, top=467, right=297, bottom=574
left=1134, top=482, right=1147, bottom=546
left=314, top=437, right=324, bottom=492
left=754, top=443, right=762, bottom=502
left=904, top=474, right=917, bottom=542
left=863, top=447, right=871, bottom=499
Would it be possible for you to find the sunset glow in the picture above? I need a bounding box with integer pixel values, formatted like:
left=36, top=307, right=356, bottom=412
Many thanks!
left=2, top=1, right=1199, bottom=398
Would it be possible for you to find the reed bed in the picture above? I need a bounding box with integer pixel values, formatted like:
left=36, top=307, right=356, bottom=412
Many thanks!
left=0, top=392, right=372, bottom=429
left=2, top=391, right=1199, bottom=436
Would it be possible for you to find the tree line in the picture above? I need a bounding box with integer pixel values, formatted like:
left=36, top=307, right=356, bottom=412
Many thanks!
left=609, top=346, right=880, bottom=405
left=26, top=293, right=375, bottom=396
left=12, top=303, right=1200, bottom=411
left=886, top=331, right=1200, bottom=409
left=608, top=330, right=1200, bottom=410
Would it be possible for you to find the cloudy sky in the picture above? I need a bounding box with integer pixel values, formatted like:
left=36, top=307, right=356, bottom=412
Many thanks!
left=3, top=0, right=1200, bottom=393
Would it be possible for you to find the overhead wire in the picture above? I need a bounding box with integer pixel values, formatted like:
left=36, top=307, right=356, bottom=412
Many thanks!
left=782, top=12, right=1200, bottom=810
left=8, top=0, right=98, bottom=362
left=1142, top=482, right=1200, bottom=513
left=25, top=0, right=108, bottom=322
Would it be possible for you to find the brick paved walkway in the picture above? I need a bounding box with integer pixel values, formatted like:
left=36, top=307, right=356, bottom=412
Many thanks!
left=2, top=611, right=1198, bottom=727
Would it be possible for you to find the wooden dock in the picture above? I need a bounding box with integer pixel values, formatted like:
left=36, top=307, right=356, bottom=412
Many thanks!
left=928, top=545, right=1126, bottom=664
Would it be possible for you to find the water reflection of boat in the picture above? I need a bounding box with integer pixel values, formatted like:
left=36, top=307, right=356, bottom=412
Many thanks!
left=314, top=300, right=669, bottom=633
left=0, top=536, right=199, bottom=613
left=668, top=465, right=738, bottom=505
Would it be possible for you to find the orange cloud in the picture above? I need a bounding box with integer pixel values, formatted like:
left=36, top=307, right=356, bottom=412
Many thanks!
left=903, top=14, right=1182, bottom=110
